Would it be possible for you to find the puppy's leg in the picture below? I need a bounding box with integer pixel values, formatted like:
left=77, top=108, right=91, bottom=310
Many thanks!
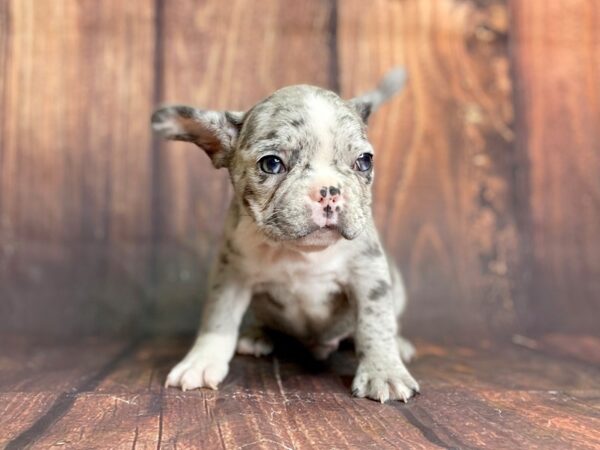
left=165, top=269, right=251, bottom=391
left=349, top=250, right=419, bottom=403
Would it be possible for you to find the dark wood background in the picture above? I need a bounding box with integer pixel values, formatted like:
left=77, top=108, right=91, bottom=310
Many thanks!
left=1, top=0, right=599, bottom=341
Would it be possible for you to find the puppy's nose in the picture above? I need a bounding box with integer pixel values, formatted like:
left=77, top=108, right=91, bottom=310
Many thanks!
left=310, top=185, right=342, bottom=205
left=309, top=185, right=344, bottom=226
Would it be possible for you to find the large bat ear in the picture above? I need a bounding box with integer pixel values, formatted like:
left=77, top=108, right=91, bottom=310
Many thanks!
left=151, top=105, right=244, bottom=168
left=348, top=67, right=407, bottom=123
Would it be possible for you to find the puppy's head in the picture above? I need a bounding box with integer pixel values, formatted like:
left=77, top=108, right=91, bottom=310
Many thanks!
left=152, top=69, right=407, bottom=248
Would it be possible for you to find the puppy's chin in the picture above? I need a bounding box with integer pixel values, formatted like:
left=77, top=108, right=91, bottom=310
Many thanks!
left=287, top=228, right=342, bottom=251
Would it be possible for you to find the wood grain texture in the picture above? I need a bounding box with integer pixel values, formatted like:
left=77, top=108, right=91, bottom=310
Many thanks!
left=338, top=0, right=519, bottom=340
left=152, top=0, right=335, bottom=333
left=510, top=0, right=600, bottom=335
left=0, top=335, right=128, bottom=393
left=0, top=392, right=60, bottom=447
left=0, top=0, right=157, bottom=335
left=2, top=336, right=599, bottom=449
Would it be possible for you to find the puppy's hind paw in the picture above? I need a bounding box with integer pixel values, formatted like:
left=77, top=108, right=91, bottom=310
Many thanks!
left=396, top=336, right=416, bottom=363
left=236, top=332, right=274, bottom=357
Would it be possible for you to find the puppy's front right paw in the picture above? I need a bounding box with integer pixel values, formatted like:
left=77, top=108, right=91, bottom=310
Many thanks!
left=165, top=351, right=229, bottom=391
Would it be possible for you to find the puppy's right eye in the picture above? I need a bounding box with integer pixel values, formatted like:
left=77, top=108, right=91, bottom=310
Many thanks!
left=353, top=153, right=373, bottom=172
left=258, top=155, right=286, bottom=174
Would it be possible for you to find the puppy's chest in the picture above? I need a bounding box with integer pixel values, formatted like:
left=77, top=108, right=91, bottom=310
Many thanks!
left=237, top=242, right=352, bottom=333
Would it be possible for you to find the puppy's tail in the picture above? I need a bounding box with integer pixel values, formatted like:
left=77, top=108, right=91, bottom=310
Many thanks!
left=349, top=67, right=407, bottom=122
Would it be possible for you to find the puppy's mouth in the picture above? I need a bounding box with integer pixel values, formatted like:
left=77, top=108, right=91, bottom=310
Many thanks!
left=322, top=224, right=341, bottom=233
left=289, top=225, right=344, bottom=250
left=257, top=212, right=361, bottom=248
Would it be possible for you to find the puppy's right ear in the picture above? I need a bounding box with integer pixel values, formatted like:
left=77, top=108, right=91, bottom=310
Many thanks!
left=151, top=106, right=244, bottom=168
left=349, top=68, right=407, bottom=123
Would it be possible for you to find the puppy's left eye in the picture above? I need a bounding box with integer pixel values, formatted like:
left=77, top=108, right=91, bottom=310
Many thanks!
left=354, top=153, right=373, bottom=172
left=258, top=155, right=286, bottom=174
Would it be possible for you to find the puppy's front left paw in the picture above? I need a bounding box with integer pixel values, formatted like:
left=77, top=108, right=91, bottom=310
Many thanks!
left=165, top=351, right=229, bottom=391
left=352, top=358, right=420, bottom=403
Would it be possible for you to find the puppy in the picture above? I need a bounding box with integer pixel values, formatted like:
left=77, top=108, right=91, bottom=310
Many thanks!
left=151, top=69, right=419, bottom=402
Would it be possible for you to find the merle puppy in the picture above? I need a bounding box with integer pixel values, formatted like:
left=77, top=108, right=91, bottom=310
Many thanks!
left=151, top=69, right=419, bottom=402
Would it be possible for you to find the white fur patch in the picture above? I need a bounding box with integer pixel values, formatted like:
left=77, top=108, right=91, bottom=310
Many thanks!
left=310, top=202, right=328, bottom=227
left=304, top=94, right=337, bottom=162
left=303, top=94, right=347, bottom=218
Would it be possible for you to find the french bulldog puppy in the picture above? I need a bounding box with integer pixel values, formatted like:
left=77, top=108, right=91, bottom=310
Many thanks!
left=152, top=69, right=419, bottom=402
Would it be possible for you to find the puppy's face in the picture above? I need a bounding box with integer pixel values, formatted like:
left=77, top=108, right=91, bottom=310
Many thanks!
left=230, top=86, right=373, bottom=246
left=152, top=69, right=406, bottom=248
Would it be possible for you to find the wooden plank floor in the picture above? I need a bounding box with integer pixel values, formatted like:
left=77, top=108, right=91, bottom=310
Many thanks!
left=1, top=335, right=599, bottom=449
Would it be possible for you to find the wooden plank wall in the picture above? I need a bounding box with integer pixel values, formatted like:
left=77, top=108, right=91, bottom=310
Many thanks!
left=510, top=0, right=600, bottom=335
left=0, top=0, right=598, bottom=339
left=0, top=0, right=157, bottom=334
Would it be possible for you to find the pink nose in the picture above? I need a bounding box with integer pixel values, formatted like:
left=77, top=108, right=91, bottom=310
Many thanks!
left=309, top=185, right=343, bottom=225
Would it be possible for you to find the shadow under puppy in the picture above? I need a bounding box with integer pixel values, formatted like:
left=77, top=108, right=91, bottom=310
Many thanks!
left=151, top=69, right=419, bottom=403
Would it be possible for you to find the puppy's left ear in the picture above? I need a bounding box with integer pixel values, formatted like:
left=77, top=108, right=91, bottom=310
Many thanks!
left=349, top=67, right=407, bottom=123
left=151, top=105, right=244, bottom=168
